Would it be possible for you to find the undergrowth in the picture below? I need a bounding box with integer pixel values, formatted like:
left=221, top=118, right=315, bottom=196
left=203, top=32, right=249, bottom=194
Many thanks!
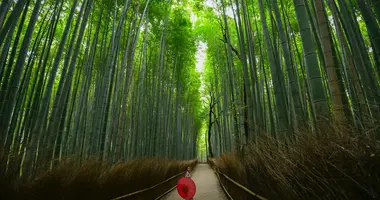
left=209, top=130, right=380, bottom=200
left=0, top=156, right=197, bottom=200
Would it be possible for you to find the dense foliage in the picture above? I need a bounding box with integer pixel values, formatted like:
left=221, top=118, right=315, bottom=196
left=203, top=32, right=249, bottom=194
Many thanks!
left=1, top=0, right=380, bottom=197
left=201, top=0, right=380, bottom=199
left=0, top=0, right=202, bottom=178
left=196, top=0, right=380, bottom=157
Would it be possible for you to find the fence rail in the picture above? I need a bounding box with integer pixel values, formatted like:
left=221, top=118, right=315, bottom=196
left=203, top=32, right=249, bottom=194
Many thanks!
left=111, top=171, right=185, bottom=200
left=208, top=158, right=268, bottom=200
left=213, top=168, right=234, bottom=200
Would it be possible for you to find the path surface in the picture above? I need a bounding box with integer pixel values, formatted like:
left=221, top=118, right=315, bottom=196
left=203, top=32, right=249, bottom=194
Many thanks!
left=162, top=164, right=227, bottom=200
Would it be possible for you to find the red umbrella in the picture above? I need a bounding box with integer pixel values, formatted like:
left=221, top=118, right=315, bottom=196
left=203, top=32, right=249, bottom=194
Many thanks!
left=177, top=177, right=196, bottom=199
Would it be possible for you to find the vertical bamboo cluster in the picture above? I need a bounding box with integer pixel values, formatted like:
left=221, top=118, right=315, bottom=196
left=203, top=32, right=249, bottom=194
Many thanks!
left=198, top=0, right=380, bottom=156
left=0, top=0, right=202, bottom=178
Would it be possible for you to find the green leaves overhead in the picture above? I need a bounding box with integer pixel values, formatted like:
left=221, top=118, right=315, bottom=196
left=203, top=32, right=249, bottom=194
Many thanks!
left=194, top=0, right=380, bottom=156
left=0, top=0, right=380, bottom=177
left=0, top=0, right=203, bottom=177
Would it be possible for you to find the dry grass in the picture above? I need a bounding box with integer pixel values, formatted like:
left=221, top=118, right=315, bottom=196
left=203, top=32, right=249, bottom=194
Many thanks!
left=0, top=156, right=197, bottom=200
left=210, top=131, right=380, bottom=200
left=208, top=153, right=250, bottom=200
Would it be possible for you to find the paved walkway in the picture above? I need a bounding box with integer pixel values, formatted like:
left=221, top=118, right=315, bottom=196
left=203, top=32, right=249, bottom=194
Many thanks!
left=162, top=164, right=227, bottom=200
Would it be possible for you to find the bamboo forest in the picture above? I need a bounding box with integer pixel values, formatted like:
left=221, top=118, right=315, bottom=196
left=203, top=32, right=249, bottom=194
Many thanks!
left=1, top=0, right=380, bottom=199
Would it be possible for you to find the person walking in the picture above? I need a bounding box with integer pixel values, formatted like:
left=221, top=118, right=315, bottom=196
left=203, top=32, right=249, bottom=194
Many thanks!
left=184, top=166, right=193, bottom=200
left=185, top=167, right=191, bottom=178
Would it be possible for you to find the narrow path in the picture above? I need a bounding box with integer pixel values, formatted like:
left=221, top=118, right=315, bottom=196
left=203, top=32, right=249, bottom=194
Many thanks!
left=162, top=164, right=228, bottom=200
